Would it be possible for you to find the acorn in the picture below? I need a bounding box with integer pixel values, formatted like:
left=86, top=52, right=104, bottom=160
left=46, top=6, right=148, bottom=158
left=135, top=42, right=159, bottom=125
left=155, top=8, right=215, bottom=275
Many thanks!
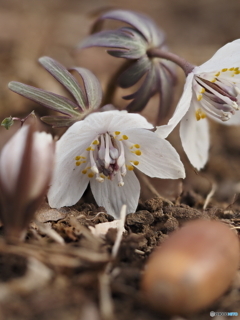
left=142, top=220, right=239, bottom=315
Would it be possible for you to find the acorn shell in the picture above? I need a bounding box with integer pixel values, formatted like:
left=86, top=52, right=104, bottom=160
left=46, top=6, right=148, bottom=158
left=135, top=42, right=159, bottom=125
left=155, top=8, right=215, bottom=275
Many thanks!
left=142, top=219, right=240, bottom=315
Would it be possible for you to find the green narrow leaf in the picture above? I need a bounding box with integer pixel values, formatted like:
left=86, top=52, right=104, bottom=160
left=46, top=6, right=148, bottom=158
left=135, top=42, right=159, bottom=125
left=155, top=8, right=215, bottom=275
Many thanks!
left=41, top=115, right=80, bottom=128
left=70, top=68, right=102, bottom=110
left=8, top=82, right=81, bottom=117
left=39, top=57, right=87, bottom=109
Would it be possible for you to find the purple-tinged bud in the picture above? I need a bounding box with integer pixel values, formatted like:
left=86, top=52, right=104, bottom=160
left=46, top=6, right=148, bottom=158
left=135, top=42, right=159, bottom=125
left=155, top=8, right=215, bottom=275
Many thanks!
left=0, top=124, right=55, bottom=242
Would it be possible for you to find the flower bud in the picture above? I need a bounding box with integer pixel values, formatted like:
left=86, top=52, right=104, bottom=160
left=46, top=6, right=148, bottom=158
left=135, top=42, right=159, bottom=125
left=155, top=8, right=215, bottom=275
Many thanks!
left=0, top=125, right=55, bottom=241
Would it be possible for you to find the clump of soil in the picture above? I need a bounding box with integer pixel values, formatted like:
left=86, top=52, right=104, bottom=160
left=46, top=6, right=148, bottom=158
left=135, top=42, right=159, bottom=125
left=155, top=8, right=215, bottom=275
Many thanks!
left=0, top=193, right=239, bottom=320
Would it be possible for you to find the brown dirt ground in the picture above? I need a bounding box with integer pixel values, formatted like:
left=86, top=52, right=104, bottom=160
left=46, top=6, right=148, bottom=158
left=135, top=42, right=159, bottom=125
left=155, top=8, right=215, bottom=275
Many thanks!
left=0, top=1, right=240, bottom=319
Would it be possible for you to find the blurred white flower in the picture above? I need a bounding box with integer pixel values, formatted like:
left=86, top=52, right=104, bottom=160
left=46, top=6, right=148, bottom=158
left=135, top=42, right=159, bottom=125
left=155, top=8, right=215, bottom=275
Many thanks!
left=157, top=39, right=240, bottom=170
left=48, top=110, right=185, bottom=218
left=0, top=125, right=54, bottom=240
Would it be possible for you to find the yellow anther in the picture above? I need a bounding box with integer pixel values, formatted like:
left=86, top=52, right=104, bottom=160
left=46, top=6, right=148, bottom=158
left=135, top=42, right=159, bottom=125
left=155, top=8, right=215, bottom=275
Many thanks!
left=235, top=70, right=240, bottom=74
left=234, top=67, right=239, bottom=71
left=76, top=161, right=81, bottom=166
left=197, top=94, right=202, bottom=101
left=81, top=156, right=86, bottom=159
left=86, top=147, right=94, bottom=151
left=215, top=72, right=220, bottom=77
left=134, top=144, right=140, bottom=148
left=82, top=161, right=86, bottom=163
left=195, top=108, right=206, bottom=121
left=75, top=156, right=80, bottom=160
left=132, top=161, right=139, bottom=166
left=229, top=67, right=234, bottom=71
left=127, top=165, right=134, bottom=171
left=122, top=135, right=128, bottom=140
left=222, top=68, right=228, bottom=72
left=211, top=79, right=216, bottom=83
left=134, top=150, right=142, bottom=156
left=100, top=174, right=105, bottom=179
left=82, top=169, right=87, bottom=174
left=92, top=140, right=99, bottom=145
left=115, top=131, right=121, bottom=135
left=200, top=88, right=205, bottom=93
left=88, top=173, right=94, bottom=178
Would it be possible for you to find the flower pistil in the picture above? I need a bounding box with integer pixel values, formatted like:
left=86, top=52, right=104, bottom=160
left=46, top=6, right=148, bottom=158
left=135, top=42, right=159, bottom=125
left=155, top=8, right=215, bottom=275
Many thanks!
left=193, top=67, right=240, bottom=121
left=74, top=131, right=142, bottom=187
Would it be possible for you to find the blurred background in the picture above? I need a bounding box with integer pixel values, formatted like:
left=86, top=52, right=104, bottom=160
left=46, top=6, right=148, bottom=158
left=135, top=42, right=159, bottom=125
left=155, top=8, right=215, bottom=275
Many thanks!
left=1, top=0, right=240, bottom=204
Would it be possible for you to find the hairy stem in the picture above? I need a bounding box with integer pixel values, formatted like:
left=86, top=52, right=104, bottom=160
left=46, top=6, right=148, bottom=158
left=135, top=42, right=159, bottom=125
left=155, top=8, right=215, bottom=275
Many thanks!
left=147, top=48, right=195, bottom=76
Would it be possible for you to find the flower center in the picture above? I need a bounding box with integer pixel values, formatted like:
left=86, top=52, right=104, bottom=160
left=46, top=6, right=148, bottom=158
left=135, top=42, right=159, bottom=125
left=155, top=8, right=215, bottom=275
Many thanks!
left=193, top=67, right=240, bottom=121
left=74, top=132, right=142, bottom=186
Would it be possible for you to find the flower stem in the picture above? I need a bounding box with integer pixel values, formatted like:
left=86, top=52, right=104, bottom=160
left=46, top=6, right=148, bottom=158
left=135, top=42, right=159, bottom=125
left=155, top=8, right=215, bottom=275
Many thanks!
left=147, top=48, right=195, bottom=76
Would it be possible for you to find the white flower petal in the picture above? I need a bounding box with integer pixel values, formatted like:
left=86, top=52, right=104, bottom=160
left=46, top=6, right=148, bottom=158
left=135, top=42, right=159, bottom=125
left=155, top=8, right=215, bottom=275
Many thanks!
left=84, top=110, right=153, bottom=132
left=47, top=121, right=98, bottom=208
left=156, top=73, right=194, bottom=138
left=124, top=128, right=185, bottom=179
left=90, top=170, right=140, bottom=218
left=180, top=104, right=210, bottom=170
left=48, top=156, right=90, bottom=208
left=56, top=120, right=100, bottom=158
left=0, top=126, right=28, bottom=193
left=29, top=132, right=54, bottom=199
left=196, top=39, right=240, bottom=73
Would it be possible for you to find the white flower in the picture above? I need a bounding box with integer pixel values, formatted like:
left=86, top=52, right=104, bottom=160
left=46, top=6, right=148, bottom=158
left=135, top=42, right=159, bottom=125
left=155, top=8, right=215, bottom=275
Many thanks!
left=48, top=110, right=185, bottom=218
left=156, top=39, right=240, bottom=170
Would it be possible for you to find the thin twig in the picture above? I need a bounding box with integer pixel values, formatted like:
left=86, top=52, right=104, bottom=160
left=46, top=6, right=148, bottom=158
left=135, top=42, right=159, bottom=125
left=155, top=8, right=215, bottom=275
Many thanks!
left=203, top=182, right=217, bottom=210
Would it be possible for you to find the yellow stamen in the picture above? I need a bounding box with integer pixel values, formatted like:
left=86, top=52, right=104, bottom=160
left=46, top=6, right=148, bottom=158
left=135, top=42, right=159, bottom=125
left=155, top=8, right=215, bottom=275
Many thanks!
left=127, top=165, right=134, bottom=171
left=86, top=147, right=94, bottom=151
left=115, top=131, right=120, bottom=135
left=92, top=140, right=99, bottom=145
left=215, top=72, right=220, bottom=77
left=200, top=88, right=205, bottom=93
left=75, top=156, right=80, bottom=160
left=222, top=68, right=228, bottom=72
left=134, top=150, right=142, bottom=156
left=88, top=173, right=94, bottom=178
left=132, top=161, right=139, bottom=166
left=76, top=161, right=81, bottom=166
left=122, top=135, right=128, bottom=140
left=195, top=108, right=206, bottom=121
left=211, top=79, right=216, bottom=83
left=229, top=67, right=234, bottom=71
left=197, top=94, right=202, bottom=101
left=82, top=169, right=87, bottom=174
